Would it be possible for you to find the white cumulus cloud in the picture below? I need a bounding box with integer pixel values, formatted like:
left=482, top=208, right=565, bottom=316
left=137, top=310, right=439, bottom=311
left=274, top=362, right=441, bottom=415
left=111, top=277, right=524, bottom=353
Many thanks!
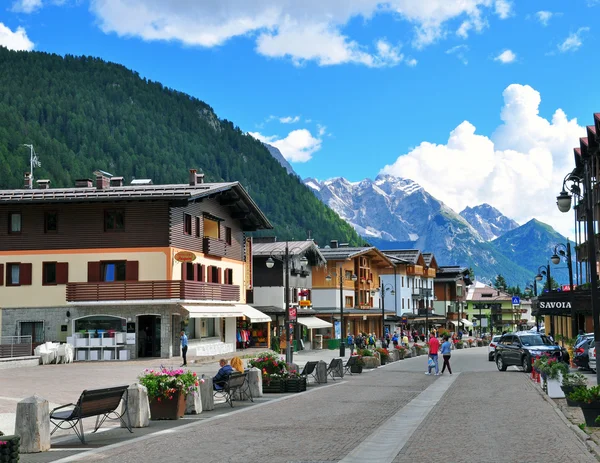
left=0, top=23, right=34, bottom=51
left=494, top=49, right=516, bottom=63
left=535, top=11, right=554, bottom=26
left=558, top=27, right=589, bottom=53
left=279, top=116, right=300, bottom=124
left=380, top=84, right=586, bottom=238
left=84, top=0, right=508, bottom=66
left=11, top=0, right=43, bottom=13
left=249, top=129, right=322, bottom=163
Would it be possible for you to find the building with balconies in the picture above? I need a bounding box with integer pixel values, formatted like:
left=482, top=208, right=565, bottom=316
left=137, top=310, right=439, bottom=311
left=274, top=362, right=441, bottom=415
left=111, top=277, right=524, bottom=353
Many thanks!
left=0, top=169, right=272, bottom=359
left=433, top=266, right=472, bottom=332
left=466, top=282, right=529, bottom=334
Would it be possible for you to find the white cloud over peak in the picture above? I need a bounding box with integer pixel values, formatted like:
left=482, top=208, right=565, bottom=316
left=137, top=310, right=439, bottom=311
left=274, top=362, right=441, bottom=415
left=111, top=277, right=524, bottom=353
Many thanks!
left=380, top=84, right=585, bottom=238
left=558, top=27, right=589, bottom=53
left=0, top=23, right=34, bottom=51
left=249, top=128, right=322, bottom=163
left=494, top=49, right=516, bottom=63
left=535, top=11, right=554, bottom=26
left=84, top=0, right=509, bottom=67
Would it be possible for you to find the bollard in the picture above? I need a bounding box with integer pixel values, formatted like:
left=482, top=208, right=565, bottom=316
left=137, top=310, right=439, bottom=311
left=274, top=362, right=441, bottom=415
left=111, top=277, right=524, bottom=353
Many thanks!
left=316, top=361, right=328, bottom=384
left=185, top=391, right=202, bottom=415
left=247, top=367, right=263, bottom=398
left=14, top=395, right=50, bottom=453
left=199, top=376, right=214, bottom=411
left=122, top=383, right=150, bottom=428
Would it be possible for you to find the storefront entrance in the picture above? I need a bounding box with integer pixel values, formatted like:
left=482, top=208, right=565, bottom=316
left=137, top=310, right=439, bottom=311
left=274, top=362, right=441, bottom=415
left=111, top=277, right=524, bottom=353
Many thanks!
left=138, top=315, right=161, bottom=358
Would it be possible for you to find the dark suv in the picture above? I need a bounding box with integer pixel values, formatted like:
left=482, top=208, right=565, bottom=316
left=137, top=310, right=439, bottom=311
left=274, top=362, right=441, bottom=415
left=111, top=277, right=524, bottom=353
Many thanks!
left=495, top=332, right=563, bottom=373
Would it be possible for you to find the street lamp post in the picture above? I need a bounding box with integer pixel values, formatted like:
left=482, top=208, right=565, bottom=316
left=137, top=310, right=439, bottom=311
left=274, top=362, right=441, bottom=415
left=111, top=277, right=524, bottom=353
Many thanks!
left=536, top=264, right=552, bottom=337
left=525, top=280, right=539, bottom=332
left=378, top=284, right=395, bottom=342
left=326, top=267, right=357, bottom=357
left=551, top=243, right=576, bottom=338
left=266, top=243, right=308, bottom=365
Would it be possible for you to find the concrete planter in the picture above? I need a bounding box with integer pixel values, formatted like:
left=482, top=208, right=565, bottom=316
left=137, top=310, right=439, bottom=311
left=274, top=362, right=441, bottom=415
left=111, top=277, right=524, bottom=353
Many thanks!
left=362, top=356, right=380, bottom=369
left=388, top=349, right=399, bottom=362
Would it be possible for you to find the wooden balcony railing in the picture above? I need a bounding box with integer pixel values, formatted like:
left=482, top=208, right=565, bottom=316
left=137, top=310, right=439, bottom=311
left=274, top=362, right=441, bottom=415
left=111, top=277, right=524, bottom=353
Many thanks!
left=203, top=237, right=227, bottom=258
left=66, top=280, right=240, bottom=303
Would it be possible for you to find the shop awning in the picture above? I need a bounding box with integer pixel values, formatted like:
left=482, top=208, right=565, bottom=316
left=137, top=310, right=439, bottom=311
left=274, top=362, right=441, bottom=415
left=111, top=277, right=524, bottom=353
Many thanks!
left=181, top=304, right=243, bottom=318
left=236, top=304, right=271, bottom=323
left=297, top=317, right=333, bottom=329
left=461, top=319, right=474, bottom=327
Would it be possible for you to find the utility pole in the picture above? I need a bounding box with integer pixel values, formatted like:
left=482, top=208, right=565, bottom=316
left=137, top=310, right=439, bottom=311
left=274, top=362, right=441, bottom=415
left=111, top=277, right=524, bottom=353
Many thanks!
left=22, top=144, right=41, bottom=189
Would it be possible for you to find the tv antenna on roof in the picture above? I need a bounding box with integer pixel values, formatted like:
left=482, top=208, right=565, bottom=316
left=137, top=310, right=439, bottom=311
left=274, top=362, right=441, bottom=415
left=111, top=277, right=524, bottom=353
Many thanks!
left=22, top=144, right=41, bottom=189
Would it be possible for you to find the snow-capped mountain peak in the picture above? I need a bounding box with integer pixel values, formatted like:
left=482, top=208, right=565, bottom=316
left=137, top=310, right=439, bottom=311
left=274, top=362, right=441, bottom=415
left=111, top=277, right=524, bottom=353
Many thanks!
left=460, top=203, right=519, bottom=241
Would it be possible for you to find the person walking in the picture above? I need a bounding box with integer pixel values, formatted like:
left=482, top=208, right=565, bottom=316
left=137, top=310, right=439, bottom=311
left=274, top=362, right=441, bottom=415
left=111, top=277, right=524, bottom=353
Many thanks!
left=440, top=335, right=452, bottom=375
left=392, top=332, right=399, bottom=348
left=426, top=331, right=440, bottom=375
left=347, top=333, right=355, bottom=355
left=402, top=333, right=409, bottom=347
left=180, top=330, right=188, bottom=366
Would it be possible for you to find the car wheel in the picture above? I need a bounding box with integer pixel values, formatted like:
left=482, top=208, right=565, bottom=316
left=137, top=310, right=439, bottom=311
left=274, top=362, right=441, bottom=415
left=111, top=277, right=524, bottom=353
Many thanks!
left=496, top=355, right=507, bottom=371
left=522, top=355, right=531, bottom=373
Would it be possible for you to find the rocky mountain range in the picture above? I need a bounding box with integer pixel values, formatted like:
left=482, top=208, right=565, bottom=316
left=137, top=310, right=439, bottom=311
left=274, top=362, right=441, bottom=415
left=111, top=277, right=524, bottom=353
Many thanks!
left=303, top=174, right=570, bottom=286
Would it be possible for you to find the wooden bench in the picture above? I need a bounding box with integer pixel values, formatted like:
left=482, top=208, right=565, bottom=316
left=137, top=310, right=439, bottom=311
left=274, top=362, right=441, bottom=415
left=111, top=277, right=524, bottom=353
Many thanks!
left=50, top=385, right=132, bottom=444
left=213, top=373, right=248, bottom=407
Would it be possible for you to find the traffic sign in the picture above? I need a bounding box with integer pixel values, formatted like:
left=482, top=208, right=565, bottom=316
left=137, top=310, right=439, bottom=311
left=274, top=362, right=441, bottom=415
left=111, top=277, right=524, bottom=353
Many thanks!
left=511, top=296, right=521, bottom=305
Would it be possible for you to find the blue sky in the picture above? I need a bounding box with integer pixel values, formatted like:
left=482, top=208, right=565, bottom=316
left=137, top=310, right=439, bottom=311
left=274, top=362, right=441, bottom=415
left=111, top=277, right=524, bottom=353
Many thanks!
left=1, top=0, right=598, bottom=236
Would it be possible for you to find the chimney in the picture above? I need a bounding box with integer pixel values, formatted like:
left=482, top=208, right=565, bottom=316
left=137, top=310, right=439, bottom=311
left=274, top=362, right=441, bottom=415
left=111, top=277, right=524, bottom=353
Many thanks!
left=75, top=178, right=93, bottom=188
left=189, top=169, right=197, bottom=186
left=330, top=240, right=338, bottom=249
left=110, top=176, right=124, bottom=187
left=196, top=173, right=205, bottom=184
left=24, top=172, right=32, bottom=189
left=96, top=174, right=110, bottom=190
left=36, top=179, right=51, bottom=190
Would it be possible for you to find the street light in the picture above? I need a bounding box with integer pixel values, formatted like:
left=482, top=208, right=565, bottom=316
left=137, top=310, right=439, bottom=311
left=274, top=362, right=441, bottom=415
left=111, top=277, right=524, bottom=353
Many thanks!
left=265, top=243, right=309, bottom=365
left=373, top=284, right=395, bottom=342
left=525, top=280, right=540, bottom=332
left=326, top=267, right=357, bottom=357
left=535, top=265, right=551, bottom=292
left=551, top=242, right=576, bottom=338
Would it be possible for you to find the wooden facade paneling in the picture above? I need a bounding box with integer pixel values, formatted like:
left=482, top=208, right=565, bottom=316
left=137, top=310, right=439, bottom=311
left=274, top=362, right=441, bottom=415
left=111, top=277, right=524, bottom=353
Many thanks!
left=66, top=280, right=240, bottom=302
left=169, top=200, right=244, bottom=261
left=0, top=202, right=170, bottom=251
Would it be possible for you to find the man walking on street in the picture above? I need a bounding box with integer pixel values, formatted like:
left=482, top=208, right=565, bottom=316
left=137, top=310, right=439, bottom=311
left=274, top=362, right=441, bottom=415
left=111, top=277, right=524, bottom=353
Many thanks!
left=347, top=333, right=355, bottom=355
left=426, top=331, right=440, bottom=375
left=180, top=330, right=188, bottom=366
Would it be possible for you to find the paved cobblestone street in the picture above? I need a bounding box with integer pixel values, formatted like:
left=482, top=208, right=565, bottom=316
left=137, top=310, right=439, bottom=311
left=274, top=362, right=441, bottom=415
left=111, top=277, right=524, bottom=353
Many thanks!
left=5, top=347, right=594, bottom=463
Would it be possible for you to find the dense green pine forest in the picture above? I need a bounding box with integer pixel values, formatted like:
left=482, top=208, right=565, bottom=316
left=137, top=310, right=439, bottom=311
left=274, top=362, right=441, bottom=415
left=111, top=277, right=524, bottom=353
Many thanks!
left=0, top=47, right=364, bottom=246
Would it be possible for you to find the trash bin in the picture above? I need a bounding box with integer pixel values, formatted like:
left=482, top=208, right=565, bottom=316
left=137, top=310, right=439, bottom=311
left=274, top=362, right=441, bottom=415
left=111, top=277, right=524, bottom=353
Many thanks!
left=314, top=334, right=323, bottom=350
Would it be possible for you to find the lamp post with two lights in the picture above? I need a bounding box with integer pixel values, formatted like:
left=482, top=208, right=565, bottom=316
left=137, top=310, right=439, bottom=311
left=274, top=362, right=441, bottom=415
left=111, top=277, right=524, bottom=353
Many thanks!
left=372, top=284, right=395, bottom=342
left=551, top=243, right=576, bottom=338
left=266, top=243, right=308, bottom=365
left=326, top=267, right=357, bottom=357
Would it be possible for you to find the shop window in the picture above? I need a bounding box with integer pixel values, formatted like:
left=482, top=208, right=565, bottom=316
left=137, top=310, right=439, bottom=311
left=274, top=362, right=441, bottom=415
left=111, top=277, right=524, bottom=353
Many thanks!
left=44, top=211, right=58, bottom=233
left=201, top=318, right=216, bottom=337
left=8, top=212, right=21, bottom=234
left=203, top=216, right=220, bottom=239
left=184, top=213, right=192, bottom=235
left=104, top=209, right=124, bottom=231
left=345, top=296, right=353, bottom=308
left=225, top=227, right=232, bottom=245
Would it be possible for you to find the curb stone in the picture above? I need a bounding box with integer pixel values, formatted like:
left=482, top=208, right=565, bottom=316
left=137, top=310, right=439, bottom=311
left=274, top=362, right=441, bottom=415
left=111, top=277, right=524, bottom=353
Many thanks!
left=527, top=377, right=600, bottom=461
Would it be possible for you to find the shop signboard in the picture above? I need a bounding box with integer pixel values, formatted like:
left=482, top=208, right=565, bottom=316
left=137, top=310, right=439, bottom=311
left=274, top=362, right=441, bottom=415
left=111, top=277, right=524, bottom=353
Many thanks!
left=289, top=307, right=297, bottom=322
left=299, top=300, right=311, bottom=307
left=174, top=251, right=196, bottom=263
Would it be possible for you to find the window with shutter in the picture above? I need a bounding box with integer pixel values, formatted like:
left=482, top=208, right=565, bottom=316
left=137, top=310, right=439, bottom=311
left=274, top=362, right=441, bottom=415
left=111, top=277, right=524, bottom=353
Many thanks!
left=20, top=263, right=32, bottom=285
left=88, top=262, right=101, bottom=282
left=185, top=263, right=194, bottom=281
left=6, top=263, right=19, bottom=285
left=42, top=262, right=57, bottom=285
left=56, top=263, right=69, bottom=284
left=216, top=267, right=222, bottom=284
left=207, top=266, right=213, bottom=283
left=196, top=264, right=204, bottom=282
left=126, top=261, right=139, bottom=281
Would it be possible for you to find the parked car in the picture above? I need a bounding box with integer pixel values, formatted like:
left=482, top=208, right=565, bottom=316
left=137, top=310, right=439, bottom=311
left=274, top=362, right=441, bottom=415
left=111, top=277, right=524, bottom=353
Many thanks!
left=495, top=331, right=562, bottom=373
left=488, top=335, right=502, bottom=361
left=573, top=335, right=594, bottom=370
left=589, top=346, right=596, bottom=373
left=540, top=335, right=570, bottom=364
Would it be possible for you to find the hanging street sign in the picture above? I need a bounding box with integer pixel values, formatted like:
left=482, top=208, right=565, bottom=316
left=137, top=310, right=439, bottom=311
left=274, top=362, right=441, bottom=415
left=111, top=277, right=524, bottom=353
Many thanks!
left=289, top=307, right=297, bottom=322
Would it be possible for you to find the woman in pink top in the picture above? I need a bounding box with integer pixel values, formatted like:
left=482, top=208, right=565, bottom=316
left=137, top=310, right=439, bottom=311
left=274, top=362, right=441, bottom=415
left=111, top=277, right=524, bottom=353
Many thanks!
left=426, top=332, right=440, bottom=375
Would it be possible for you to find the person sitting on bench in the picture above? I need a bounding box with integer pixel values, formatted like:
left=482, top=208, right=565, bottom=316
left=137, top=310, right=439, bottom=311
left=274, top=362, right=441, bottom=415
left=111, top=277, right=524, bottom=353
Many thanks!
left=213, top=359, right=234, bottom=390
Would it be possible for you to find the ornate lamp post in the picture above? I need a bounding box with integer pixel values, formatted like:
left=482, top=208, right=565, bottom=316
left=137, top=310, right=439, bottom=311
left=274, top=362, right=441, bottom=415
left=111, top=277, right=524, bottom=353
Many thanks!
left=326, top=267, right=357, bottom=357
left=266, top=243, right=308, bottom=365
left=525, top=281, right=539, bottom=332
left=551, top=243, right=576, bottom=338
left=373, top=284, right=395, bottom=342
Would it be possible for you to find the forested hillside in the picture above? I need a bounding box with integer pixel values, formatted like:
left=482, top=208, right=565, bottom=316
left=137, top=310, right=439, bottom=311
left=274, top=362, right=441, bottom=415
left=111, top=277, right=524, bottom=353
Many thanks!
left=0, top=47, right=363, bottom=245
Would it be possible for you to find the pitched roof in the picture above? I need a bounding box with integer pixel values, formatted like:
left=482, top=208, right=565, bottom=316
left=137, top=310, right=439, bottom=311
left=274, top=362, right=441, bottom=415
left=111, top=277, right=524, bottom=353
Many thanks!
left=252, top=240, right=326, bottom=264
left=382, top=250, right=422, bottom=265
left=468, top=283, right=513, bottom=302
left=319, top=246, right=395, bottom=268
left=0, top=182, right=272, bottom=231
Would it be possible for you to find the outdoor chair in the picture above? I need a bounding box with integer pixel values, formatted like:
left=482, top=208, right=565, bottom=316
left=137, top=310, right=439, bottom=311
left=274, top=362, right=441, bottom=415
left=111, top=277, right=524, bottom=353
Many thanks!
left=299, top=361, right=319, bottom=384
left=343, top=355, right=359, bottom=375
left=213, top=373, right=248, bottom=407
left=327, top=358, right=344, bottom=381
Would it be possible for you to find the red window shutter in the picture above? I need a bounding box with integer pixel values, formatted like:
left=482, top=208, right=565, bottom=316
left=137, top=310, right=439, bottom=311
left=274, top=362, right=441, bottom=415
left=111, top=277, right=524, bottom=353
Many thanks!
left=207, top=266, right=213, bottom=283
left=217, top=267, right=222, bottom=284
left=56, top=262, right=69, bottom=284
left=20, top=263, right=32, bottom=285
left=182, top=262, right=187, bottom=281
left=0, top=264, right=3, bottom=286
left=126, top=261, right=139, bottom=281
left=88, top=262, right=101, bottom=282
left=192, top=263, right=198, bottom=281
left=224, top=269, right=229, bottom=285
left=199, top=265, right=204, bottom=282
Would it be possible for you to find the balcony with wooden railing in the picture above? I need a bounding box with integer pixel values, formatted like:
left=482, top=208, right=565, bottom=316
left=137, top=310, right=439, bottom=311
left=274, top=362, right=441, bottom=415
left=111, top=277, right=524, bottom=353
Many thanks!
left=203, top=237, right=227, bottom=258
left=66, top=280, right=240, bottom=303
left=406, top=265, right=424, bottom=276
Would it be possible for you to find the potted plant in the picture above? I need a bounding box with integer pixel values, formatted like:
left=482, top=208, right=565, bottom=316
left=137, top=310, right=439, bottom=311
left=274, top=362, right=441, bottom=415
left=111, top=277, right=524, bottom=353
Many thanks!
left=0, top=434, right=19, bottom=462
left=138, top=367, right=201, bottom=420
left=284, top=369, right=307, bottom=392
left=561, top=373, right=588, bottom=406
left=568, top=386, right=600, bottom=427
left=249, top=352, right=288, bottom=393
left=455, top=339, right=463, bottom=349
left=395, top=345, right=407, bottom=360
left=376, top=347, right=390, bottom=365
left=533, top=356, right=569, bottom=398
left=350, top=355, right=365, bottom=373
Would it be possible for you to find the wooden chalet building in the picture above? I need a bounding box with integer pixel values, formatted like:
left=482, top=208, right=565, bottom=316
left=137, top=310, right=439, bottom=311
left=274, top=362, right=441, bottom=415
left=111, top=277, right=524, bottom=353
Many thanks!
left=0, top=169, right=271, bottom=360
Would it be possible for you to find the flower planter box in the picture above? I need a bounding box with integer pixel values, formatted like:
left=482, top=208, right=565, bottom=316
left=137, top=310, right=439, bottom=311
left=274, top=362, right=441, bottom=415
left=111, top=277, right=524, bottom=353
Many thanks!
left=350, top=365, right=363, bottom=374
left=562, top=385, right=585, bottom=407
left=262, top=377, right=286, bottom=393
left=546, top=375, right=565, bottom=399
left=362, top=356, right=380, bottom=369
left=0, top=435, right=20, bottom=463
left=580, top=402, right=600, bottom=427
left=285, top=377, right=307, bottom=393
left=149, top=390, right=186, bottom=420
